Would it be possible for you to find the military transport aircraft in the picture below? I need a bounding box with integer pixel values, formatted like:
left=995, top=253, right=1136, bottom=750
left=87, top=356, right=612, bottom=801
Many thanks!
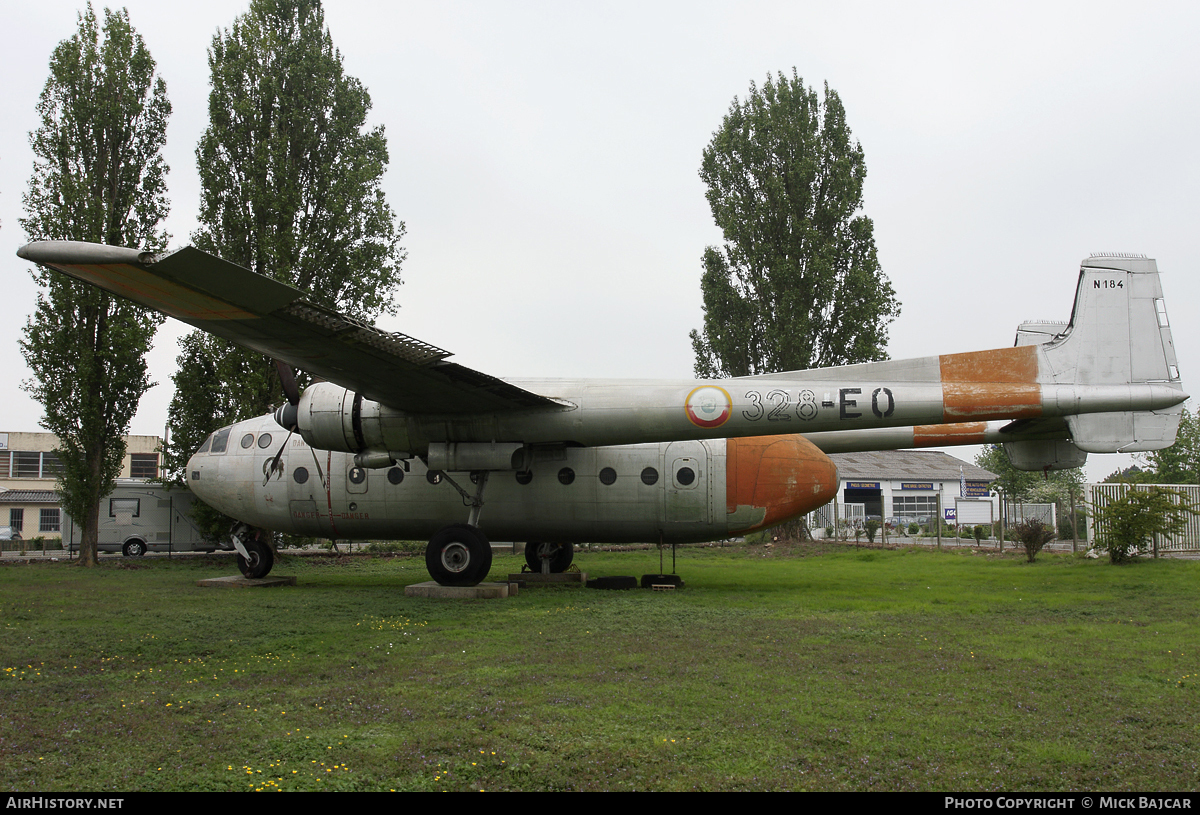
left=16, top=242, right=1187, bottom=586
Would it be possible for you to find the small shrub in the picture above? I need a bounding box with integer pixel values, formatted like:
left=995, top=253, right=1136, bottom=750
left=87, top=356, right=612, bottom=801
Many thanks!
left=864, top=520, right=879, bottom=543
left=1012, top=520, right=1053, bottom=563
left=907, top=522, right=920, bottom=536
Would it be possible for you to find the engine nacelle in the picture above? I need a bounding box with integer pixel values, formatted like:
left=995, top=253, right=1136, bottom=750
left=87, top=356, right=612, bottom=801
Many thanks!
left=296, top=382, right=410, bottom=455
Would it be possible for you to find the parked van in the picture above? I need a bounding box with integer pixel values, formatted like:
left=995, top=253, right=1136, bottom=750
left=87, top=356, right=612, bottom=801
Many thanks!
left=64, top=481, right=226, bottom=556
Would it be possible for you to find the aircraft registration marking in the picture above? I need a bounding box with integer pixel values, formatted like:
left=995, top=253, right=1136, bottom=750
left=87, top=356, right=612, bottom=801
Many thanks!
left=684, top=386, right=732, bottom=428
left=740, top=387, right=895, bottom=422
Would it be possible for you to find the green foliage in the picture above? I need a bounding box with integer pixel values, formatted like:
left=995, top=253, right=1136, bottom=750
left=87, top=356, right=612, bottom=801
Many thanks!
left=19, top=5, right=170, bottom=566
left=690, top=71, right=899, bottom=378
left=164, top=0, right=404, bottom=489
left=864, top=519, right=879, bottom=543
left=1144, top=405, right=1199, bottom=484
left=1092, top=485, right=1200, bottom=564
left=1011, top=520, right=1053, bottom=563
left=975, top=444, right=1084, bottom=503
left=907, top=522, right=920, bottom=536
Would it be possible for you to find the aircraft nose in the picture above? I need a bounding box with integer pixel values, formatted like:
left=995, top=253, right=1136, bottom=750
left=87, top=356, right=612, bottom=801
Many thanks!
left=725, top=435, right=839, bottom=534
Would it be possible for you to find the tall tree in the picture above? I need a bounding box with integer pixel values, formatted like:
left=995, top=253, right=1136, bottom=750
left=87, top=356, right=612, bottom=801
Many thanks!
left=20, top=5, right=169, bottom=567
left=162, top=0, right=403, bottom=486
left=691, top=71, right=899, bottom=378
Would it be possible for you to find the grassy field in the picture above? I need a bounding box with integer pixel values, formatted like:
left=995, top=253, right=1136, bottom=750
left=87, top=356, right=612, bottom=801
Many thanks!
left=1, top=542, right=1198, bottom=792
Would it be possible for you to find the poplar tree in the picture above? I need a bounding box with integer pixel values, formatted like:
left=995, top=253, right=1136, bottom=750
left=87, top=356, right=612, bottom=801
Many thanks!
left=691, top=71, right=899, bottom=377
left=20, top=5, right=170, bottom=566
left=163, top=0, right=403, bottom=483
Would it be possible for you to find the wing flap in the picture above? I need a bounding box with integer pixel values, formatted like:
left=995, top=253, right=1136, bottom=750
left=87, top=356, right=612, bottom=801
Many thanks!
left=17, top=241, right=556, bottom=415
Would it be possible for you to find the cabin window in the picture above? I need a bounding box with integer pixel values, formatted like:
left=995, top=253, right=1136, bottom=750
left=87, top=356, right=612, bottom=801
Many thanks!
left=640, top=467, right=659, bottom=486
left=387, top=467, right=404, bottom=485
left=515, top=470, right=533, bottom=485
left=293, top=467, right=309, bottom=484
left=599, top=467, right=617, bottom=485
left=427, top=470, right=444, bottom=485
left=240, top=434, right=255, bottom=449
left=676, top=467, right=696, bottom=486
left=109, top=498, right=140, bottom=518
left=348, top=467, right=366, bottom=485
left=558, top=467, right=575, bottom=485
left=257, top=433, right=273, bottom=449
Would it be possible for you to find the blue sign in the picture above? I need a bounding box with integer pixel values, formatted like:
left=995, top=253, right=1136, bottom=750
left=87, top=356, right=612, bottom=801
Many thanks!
left=944, top=507, right=957, bottom=522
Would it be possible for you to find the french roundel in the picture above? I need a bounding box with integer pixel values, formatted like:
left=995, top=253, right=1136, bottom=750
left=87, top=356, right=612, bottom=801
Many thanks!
left=684, top=385, right=732, bottom=428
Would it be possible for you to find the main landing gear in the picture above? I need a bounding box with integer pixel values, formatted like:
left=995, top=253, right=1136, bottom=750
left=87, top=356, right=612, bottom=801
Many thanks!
left=232, top=523, right=274, bottom=579
left=425, top=470, right=494, bottom=587
left=525, top=541, right=574, bottom=574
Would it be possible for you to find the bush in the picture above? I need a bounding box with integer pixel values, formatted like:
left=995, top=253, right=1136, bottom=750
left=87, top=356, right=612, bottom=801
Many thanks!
left=907, top=522, right=920, bottom=536
left=1093, top=486, right=1199, bottom=564
left=1012, top=520, right=1053, bottom=563
left=864, top=520, right=879, bottom=543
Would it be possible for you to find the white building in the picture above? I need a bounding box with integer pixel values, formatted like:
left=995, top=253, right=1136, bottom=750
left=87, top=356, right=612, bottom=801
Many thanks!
left=0, top=431, right=161, bottom=542
left=811, top=450, right=998, bottom=531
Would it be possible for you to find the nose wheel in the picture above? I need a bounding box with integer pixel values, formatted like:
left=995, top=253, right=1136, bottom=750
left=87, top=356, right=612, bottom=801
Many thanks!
left=232, top=524, right=274, bottom=579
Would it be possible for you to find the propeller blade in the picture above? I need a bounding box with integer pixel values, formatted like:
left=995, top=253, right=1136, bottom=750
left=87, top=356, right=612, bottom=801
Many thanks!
left=275, top=360, right=301, bottom=405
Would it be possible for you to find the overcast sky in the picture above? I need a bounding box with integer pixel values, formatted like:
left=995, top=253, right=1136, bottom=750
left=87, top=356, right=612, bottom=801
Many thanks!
left=2, top=1, right=1198, bottom=481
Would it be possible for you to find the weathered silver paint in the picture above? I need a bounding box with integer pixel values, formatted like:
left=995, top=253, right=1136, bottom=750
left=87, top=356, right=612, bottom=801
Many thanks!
left=188, top=416, right=838, bottom=543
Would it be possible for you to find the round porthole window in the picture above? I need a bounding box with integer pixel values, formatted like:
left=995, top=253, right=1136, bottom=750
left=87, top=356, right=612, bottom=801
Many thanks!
left=599, top=467, right=617, bottom=485
left=293, top=467, right=309, bottom=484
left=240, top=433, right=254, bottom=449
left=641, top=467, right=659, bottom=486
left=348, top=467, right=366, bottom=485
left=515, top=470, right=533, bottom=485
left=676, top=467, right=696, bottom=486
left=387, top=467, right=404, bottom=485
left=257, top=433, right=273, bottom=449
left=427, top=470, right=443, bottom=485
left=558, top=467, right=575, bottom=485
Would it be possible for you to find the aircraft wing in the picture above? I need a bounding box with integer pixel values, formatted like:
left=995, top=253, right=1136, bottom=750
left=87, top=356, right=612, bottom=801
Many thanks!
left=16, top=241, right=557, bottom=415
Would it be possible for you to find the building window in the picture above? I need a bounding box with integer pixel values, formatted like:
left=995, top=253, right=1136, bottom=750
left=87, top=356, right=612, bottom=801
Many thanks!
left=130, top=453, right=159, bottom=479
left=39, top=508, right=60, bottom=533
left=41, top=453, right=63, bottom=477
left=893, top=495, right=938, bottom=521
left=9, top=508, right=23, bottom=532
left=13, top=452, right=41, bottom=478
left=0, top=451, right=9, bottom=477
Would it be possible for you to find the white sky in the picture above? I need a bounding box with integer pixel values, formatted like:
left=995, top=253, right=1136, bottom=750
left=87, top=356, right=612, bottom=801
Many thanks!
left=2, top=1, right=1198, bottom=482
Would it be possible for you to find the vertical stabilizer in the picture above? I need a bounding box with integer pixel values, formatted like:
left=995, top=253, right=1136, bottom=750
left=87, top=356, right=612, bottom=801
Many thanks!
left=1040, top=255, right=1184, bottom=452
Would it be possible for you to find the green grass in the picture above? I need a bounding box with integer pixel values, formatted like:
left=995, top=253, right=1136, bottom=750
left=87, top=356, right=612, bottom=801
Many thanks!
left=2, top=543, right=1198, bottom=791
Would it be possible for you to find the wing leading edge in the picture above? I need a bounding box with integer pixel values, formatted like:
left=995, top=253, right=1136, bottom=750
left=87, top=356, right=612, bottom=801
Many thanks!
left=17, top=241, right=556, bottom=415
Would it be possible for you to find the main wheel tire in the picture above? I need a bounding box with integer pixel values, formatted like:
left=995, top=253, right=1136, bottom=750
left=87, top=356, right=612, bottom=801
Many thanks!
left=237, top=534, right=274, bottom=579
left=524, top=541, right=574, bottom=573
left=123, top=539, right=147, bottom=557
left=426, top=524, right=492, bottom=587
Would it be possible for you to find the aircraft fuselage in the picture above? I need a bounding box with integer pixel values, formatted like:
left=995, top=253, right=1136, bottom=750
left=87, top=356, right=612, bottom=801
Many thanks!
left=188, top=415, right=839, bottom=544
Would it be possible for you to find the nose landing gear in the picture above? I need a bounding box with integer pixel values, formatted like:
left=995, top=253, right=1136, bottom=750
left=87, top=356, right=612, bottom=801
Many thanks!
left=231, top=524, right=274, bottom=579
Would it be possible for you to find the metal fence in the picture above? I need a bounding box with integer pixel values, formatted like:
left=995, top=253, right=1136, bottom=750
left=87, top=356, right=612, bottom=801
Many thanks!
left=1087, top=483, right=1200, bottom=552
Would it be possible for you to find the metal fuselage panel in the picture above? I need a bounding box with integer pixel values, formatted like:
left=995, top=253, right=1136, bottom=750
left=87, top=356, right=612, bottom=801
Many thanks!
left=189, top=416, right=838, bottom=544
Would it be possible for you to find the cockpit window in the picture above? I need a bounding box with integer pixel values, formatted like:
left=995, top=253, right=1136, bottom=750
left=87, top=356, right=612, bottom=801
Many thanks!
left=197, top=434, right=213, bottom=454
left=210, top=427, right=232, bottom=454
